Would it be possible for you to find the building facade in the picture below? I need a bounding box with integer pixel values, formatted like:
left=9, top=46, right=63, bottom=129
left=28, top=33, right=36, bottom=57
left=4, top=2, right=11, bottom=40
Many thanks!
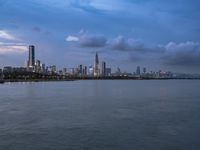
left=28, top=45, right=35, bottom=68
left=93, top=52, right=100, bottom=77
left=101, top=61, right=106, bottom=77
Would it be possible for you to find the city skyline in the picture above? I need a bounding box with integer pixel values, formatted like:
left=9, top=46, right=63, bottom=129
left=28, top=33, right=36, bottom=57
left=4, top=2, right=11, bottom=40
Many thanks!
left=0, top=45, right=179, bottom=76
left=0, top=0, right=200, bottom=73
left=2, top=45, right=194, bottom=80
left=0, top=44, right=199, bottom=76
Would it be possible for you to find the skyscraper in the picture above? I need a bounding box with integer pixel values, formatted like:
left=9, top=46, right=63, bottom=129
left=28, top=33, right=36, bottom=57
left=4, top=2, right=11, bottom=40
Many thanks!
left=35, top=59, right=41, bottom=73
left=136, top=66, right=140, bottom=75
left=101, top=61, right=106, bottom=77
left=143, top=67, right=147, bottom=74
left=83, top=66, right=87, bottom=76
left=93, top=52, right=99, bottom=77
left=78, top=64, right=83, bottom=76
left=89, top=66, right=93, bottom=76
left=41, top=64, right=46, bottom=73
left=106, top=68, right=111, bottom=76
left=28, top=45, right=35, bottom=68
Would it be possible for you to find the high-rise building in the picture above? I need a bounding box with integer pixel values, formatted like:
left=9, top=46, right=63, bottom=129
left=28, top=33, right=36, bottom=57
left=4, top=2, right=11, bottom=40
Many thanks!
left=93, top=52, right=100, bottom=77
left=71, top=68, right=75, bottom=76
left=28, top=45, right=35, bottom=68
left=48, top=65, right=56, bottom=74
left=35, top=60, right=41, bottom=73
left=136, top=66, right=140, bottom=75
left=83, top=66, right=87, bottom=76
left=35, top=60, right=41, bottom=67
left=89, top=66, right=93, bottom=76
left=101, top=61, right=106, bottom=77
left=117, top=67, right=121, bottom=74
left=143, top=67, right=147, bottom=74
left=3, top=66, right=13, bottom=73
left=41, top=64, right=46, bottom=73
left=63, top=68, right=67, bottom=75
left=0, top=69, right=3, bottom=79
left=106, top=68, right=111, bottom=76
left=78, top=64, right=83, bottom=76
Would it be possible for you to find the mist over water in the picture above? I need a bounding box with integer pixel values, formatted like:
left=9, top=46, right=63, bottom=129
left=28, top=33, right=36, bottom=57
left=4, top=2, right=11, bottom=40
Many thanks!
left=0, top=80, right=200, bottom=150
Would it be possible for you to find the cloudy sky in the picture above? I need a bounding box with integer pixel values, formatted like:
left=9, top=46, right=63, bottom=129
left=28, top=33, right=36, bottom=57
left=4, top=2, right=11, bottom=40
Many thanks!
left=0, top=0, right=200, bottom=73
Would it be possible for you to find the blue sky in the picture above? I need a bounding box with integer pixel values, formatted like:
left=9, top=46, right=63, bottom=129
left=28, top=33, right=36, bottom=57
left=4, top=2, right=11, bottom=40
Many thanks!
left=0, top=0, right=200, bottom=73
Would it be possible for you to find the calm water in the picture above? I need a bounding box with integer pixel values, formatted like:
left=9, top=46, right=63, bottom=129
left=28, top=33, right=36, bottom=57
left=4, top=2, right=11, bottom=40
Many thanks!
left=0, top=80, right=200, bottom=150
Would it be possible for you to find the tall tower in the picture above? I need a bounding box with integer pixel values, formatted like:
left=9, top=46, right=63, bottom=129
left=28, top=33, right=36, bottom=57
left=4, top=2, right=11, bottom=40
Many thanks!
left=93, top=52, right=99, bottom=77
left=28, top=45, right=35, bottom=67
left=136, top=66, right=140, bottom=75
left=101, top=61, right=106, bottom=77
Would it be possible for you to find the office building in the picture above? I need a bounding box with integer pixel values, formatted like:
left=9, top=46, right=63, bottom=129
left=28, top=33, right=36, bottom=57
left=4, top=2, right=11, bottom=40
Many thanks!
left=89, top=66, right=93, bottom=76
left=106, top=68, right=111, bottom=76
left=136, top=66, right=140, bottom=75
left=28, top=45, right=35, bottom=68
left=93, top=52, right=100, bottom=77
left=35, top=60, right=41, bottom=73
left=3, top=66, right=13, bottom=73
left=83, top=66, right=87, bottom=76
left=101, top=61, right=106, bottom=77
left=48, top=65, right=56, bottom=74
left=41, top=64, right=46, bottom=73
left=78, top=64, right=83, bottom=76
left=143, top=67, right=147, bottom=74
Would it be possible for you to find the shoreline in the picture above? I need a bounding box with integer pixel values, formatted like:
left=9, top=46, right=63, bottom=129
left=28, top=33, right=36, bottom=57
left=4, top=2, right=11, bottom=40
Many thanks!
left=1, top=77, right=200, bottom=83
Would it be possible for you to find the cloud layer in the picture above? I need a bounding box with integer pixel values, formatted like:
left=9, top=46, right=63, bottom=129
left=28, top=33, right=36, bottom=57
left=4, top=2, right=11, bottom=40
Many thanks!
left=66, top=32, right=163, bottom=53
left=0, top=0, right=200, bottom=72
left=66, top=31, right=200, bottom=69
left=163, top=41, right=200, bottom=66
left=66, top=36, right=79, bottom=42
left=0, top=30, right=27, bottom=54
left=0, top=30, right=16, bottom=40
left=0, top=43, right=28, bottom=54
left=66, top=33, right=107, bottom=47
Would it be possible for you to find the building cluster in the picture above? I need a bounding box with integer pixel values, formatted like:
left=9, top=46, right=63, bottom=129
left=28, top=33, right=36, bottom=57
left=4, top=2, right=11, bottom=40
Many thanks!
left=1, top=45, right=199, bottom=79
left=56, top=52, right=112, bottom=77
left=0, top=45, right=112, bottom=78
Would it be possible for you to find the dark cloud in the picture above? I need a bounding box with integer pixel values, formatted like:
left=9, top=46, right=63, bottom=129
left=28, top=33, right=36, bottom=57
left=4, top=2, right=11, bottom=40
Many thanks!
left=163, top=41, right=200, bottom=66
left=79, top=34, right=107, bottom=47
left=109, top=36, right=146, bottom=52
left=67, top=33, right=165, bottom=54
left=164, top=52, right=200, bottom=66
left=108, top=36, right=165, bottom=54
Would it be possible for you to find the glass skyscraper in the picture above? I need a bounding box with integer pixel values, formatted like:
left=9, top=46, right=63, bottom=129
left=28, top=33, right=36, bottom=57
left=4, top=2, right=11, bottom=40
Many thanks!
left=101, top=61, right=106, bottom=77
left=28, top=45, right=35, bottom=67
left=93, top=52, right=99, bottom=77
